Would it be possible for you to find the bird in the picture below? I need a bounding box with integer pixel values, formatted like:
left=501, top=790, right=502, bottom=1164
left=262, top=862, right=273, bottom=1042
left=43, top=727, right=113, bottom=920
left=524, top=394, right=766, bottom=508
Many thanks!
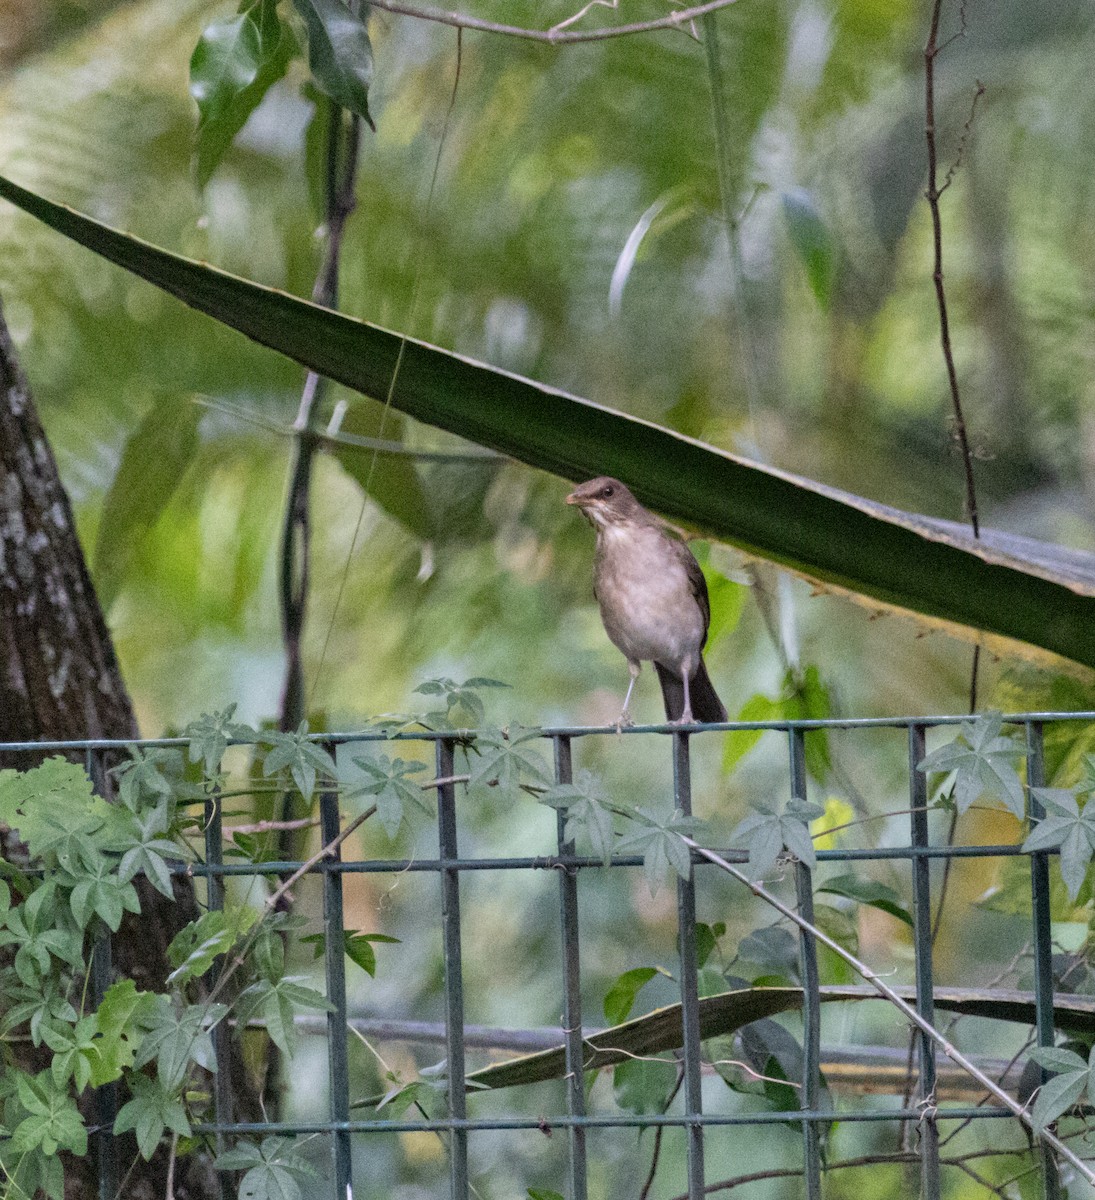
left=566, top=476, right=727, bottom=726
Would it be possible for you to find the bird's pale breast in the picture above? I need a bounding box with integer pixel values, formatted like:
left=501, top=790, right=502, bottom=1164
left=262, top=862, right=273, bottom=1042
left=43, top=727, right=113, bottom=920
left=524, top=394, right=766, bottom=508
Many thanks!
left=593, top=522, right=704, bottom=667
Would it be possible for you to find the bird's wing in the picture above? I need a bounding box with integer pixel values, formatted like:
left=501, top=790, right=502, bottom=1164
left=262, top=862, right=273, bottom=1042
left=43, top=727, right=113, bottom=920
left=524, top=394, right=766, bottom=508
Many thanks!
left=668, top=535, right=712, bottom=644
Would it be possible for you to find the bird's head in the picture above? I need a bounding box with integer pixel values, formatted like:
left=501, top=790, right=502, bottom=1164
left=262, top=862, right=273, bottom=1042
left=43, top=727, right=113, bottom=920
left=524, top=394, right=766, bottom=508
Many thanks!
left=565, top=477, right=642, bottom=530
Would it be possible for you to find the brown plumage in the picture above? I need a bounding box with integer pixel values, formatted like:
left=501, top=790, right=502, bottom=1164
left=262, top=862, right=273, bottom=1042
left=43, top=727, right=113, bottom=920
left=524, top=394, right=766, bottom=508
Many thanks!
left=566, top=476, right=727, bottom=725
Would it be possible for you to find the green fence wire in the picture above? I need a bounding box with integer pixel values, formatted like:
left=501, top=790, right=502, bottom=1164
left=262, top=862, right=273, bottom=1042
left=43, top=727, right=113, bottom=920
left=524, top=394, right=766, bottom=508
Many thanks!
left=4, top=711, right=1088, bottom=1200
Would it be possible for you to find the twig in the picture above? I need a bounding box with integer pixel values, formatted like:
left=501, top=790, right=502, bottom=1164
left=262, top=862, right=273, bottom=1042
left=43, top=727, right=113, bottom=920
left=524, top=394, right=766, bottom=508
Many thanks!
left=639, top=1067, right=684, bottom=1200
left=680, top=836, right=1095, bottom=1186
left=367, top=0, right=742, bottom=43
left=225, top=817, right=319, bottom=836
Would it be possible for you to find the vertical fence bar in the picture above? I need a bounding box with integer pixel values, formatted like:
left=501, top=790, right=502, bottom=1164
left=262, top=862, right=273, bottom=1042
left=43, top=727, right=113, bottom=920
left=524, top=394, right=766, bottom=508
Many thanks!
left=203, top=776, right=234, bottom=1200
left=1026, top=721, right=1061, bottom=1200
left=87, top=748, right=119, bottom=1200
left=673, top=732, right=705, bottom=1199
left=790, top=730, right=823, bottom=1200
left=437, top=737, right=469, bottom=1199
left=908, top=724, right=941, bottom=1200
left=320, top=743, right=352, bottom=1197
left=553, top=735, right=588, bottom=1200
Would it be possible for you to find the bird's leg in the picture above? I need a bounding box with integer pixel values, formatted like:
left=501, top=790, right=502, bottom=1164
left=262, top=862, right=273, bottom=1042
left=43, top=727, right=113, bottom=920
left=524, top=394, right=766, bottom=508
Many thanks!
left=678, top=669, right=694, bottom=725
left=618, top=661, right=641, bottom=728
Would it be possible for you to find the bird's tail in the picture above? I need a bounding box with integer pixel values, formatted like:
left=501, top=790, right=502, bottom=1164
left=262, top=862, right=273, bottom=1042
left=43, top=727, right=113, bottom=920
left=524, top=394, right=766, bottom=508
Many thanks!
left=654, top=660, right=727, bottom=724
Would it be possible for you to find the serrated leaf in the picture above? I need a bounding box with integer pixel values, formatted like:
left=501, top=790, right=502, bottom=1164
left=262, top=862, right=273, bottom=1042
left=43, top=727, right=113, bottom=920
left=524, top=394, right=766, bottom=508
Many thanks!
left=349, top=753, right=431, bottom=838
left=468, top=727, right=550, bottom=793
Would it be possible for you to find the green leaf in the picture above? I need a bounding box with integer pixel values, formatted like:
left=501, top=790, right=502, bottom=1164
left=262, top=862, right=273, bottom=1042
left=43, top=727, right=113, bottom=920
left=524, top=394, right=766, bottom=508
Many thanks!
left=603, top=967, right=662, bottom=1025
left=781, top=188, right=835, bottom=310
left=539, top=770, right=618, bottom=863
left=93, top=394, right=202, bottom=611
left=343, top=931, right=400, bottom=976
left=612, top=1056, right=678, bottom=1116
left=695, top=921, right=726, bottom=969
left=261, top=724, right=338, bottom=801
left=185, top=704, right=257, bottom=775
left=330, top=397, right=435, bottom=539
left=730, top=797, right=824, bottom=878
left=528, top=1191, right=566, bottom=1200
left=216, top=1136, right=321, bottom=1199
left=114, top=1075, right=191, bottom=1161
left=349, top=753, right=431, bottom=838
left=7, top=175, right=1095, bottom=668
left=190, top=0, right=296, bottom=188
left=722, top=693, right=781, bottom=774
left=1022, top=788, right=1095, bottom=902
left=918, top=712, right=1026, bottom=817
left=290, top=0, right=375, bottom=128
left=236, top=977, right=334, bottom=1056
left=91, top=980, right=157, bottom=1086
left=818, top=873, right=913, bottom=927
left=615, top=808, right=703, bottom=893
left=167, top=907, right=260, bottom=987
left=133, top=999, right=228, bottom=1089
left=1031, top=1066, right=1088, bottom=1132
left=11, top=1071, right=87, bottom=1157
left=468, top=727, right=551, bottom=793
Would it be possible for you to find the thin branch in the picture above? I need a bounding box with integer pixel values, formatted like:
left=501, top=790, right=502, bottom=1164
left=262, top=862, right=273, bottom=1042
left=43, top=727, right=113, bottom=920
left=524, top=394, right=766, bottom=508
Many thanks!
left=680, top=836, right=1095, bottom=1186
left=366, top=0, right=742, bottom=43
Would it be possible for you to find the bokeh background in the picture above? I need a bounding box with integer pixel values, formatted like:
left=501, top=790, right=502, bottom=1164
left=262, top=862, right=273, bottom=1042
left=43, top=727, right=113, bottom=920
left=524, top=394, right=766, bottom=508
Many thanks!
left=4, top=0, right=1095, bottom=1195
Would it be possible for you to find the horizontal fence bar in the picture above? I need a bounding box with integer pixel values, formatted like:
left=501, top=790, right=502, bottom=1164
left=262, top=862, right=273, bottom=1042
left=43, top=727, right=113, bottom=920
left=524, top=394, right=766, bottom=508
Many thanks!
left=192, top=1106, right=1019, bottom=1137
left=5, top=708, right=1095, bottom=753
left=178, top=843, right=1043, bottom=880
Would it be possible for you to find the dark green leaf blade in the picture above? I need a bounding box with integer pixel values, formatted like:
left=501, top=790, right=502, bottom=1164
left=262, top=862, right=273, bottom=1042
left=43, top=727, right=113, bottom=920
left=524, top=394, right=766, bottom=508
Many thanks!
left=5, top=174, right=1095, bottom=668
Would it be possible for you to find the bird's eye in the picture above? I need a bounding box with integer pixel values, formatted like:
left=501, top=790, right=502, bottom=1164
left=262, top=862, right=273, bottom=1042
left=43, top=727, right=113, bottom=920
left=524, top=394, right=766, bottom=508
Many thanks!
left=600, top=485, right=614, bottom=498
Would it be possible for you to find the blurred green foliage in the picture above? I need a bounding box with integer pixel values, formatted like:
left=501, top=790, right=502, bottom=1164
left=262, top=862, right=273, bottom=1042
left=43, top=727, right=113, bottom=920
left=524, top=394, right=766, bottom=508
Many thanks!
left=4, top=0, right=1095, bottom=1195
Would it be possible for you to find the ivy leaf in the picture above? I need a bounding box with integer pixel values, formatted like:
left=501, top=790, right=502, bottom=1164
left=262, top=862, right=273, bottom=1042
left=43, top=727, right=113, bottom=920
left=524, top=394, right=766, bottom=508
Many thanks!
left=185, top=704, right=257, bottom=776
left=68, top=860, right=140, bottom=931
left=468, top=727, right=550, bottom=793
left=215, top=1136, right=321, bottom=1199
left=261, top=724, right=337, bottom=801
left=236, top=978, right=335, bottom=1057
left=41, top=1015, right=100, bottom=1093
left=114, top=1074, right=192, bottom=1161
left=917, top=711, right=1026, bottom=817
left=167, top=907, right=260, bottom=987
left=91, top=980, right=158, bottom=1086
left=539, top=770, right=618, bottom=863
left=191, top=0, right=297, bottom=188
left=414, top=676, right=509, bottom=728
left=112, top=747, right=186, bottom=814
left=1022, top=789, right=1095, bottom=902
left=349, top=753, right=431, bottom=838
left=12, top=1070, right=88, bottom=1157
left=290, top=0, right=376, bottom=129
left=730, top=797, right=825, bottom=878
left=615, top=808, right=703, bottom=893
left=0, top=758, right=103, bottom=868
left=1028, top=1045, right=1093, bottom=1132
left=114, top=805, right=186, bottom=900
left=133, top=999, right=228, bottom=1090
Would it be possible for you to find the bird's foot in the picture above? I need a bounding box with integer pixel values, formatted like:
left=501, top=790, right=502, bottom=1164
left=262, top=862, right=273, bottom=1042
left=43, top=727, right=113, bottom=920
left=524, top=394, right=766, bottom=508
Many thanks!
left=671, top=709, right=696, bottom=727
left=615, top=709, right=635, bottom=733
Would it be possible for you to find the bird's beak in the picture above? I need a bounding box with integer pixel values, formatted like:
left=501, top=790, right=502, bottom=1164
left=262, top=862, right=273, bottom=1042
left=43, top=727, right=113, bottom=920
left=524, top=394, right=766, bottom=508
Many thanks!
left=565, top=490, right=581, bottom=506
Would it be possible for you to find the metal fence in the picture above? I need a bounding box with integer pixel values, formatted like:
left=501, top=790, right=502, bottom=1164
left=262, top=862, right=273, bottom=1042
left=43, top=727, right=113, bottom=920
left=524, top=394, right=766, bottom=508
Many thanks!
left=8, top=711, right=1092, bottom=1200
